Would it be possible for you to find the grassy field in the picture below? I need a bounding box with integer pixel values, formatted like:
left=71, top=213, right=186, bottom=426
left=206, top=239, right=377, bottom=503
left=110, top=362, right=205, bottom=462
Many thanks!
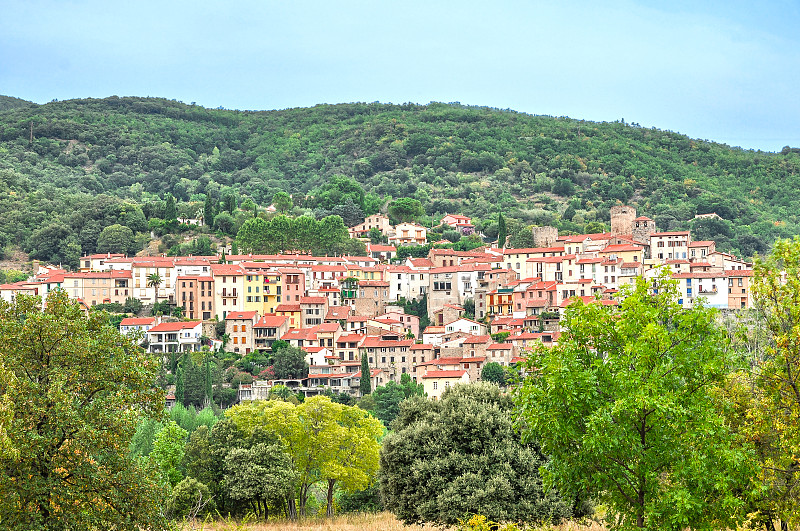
left=186, top=512, right=607, bottom=531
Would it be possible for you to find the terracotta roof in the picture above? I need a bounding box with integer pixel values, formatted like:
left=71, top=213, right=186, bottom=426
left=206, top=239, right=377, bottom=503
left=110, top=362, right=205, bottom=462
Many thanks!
left=462, top=335, right=492, bottom=345
left=422, top=370, right=467, bottom=379
left=148, top=321, right=202, bottom=332
left=410, top=343, right=434, bottom=350
left=226, top=311, right=258, bottom=320
left=275, top=304, right=302, bottom=312
left=255, top=315, right=288, bottom=327
left=487, top=343, right=512, bottom=350
left=120, top=317, right=155, bottom=326
left=300, top=296, right=327, bottom=304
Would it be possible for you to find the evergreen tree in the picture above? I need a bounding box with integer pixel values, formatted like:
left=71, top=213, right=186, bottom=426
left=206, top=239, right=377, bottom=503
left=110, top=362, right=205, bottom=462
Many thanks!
left=175, top=363, right=185, bottom=405
left=497, top=212, right=507, bottom=248
left=360, top=355, right=372, bottom=395
left=164, top=193, right=177, bottom=221
left=203, top=195, right=213, bottom=227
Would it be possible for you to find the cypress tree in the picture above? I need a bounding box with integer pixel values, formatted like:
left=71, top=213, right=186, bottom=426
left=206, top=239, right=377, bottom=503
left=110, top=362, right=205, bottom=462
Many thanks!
left=497, top=212, right=507, bottom=249
left=164, top=193, right=177, bottom=221
left=203, top=195, right=213, bottom=227
left=360, top=354, right=372, bottom=395
left=175, top=363, right=185, bottom=405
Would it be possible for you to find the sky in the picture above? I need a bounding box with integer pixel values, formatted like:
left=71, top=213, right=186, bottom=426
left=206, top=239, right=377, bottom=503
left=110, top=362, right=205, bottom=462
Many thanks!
left=1, top=0, right=798, bottom=152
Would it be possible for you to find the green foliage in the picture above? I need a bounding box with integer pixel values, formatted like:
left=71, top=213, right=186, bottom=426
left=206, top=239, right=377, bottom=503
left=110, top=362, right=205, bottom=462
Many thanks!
left=738, top=237, right=800, bottom=527
left=151, top=421, right=188, bottom=488
left=0, top=98, right=794, bottom=264
left=168, top=477, right=216, bottom=519
left=0, top=290, right=168, bottom=530
left=480, top=361, right=505, bottom=385
left=96, top=223, right=137, bottom=254
left=379, top=382, right=572, bottom=526
left=515, top=274, right=753, bottom=530
left=497, top=212, right=507, bottom=247
left=360, top=354, right=372, bottom=395
left=226, top=396, right=383, bottom=518
left=272, top=344, right=309, bottom=379
left=236, top=214, right=354, bottom=256
left=372, top=376, right=426, bottom=426
left=388, top=197, right=424, bottom=223
left=0, top=269, right=28, bottom=284
left=272, top=191, right=293, bottom=213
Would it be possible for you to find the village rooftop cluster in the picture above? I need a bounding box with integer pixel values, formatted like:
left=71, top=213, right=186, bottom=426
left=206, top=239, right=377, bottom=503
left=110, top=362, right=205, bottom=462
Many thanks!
left=1, top=206, right=752, bottom=400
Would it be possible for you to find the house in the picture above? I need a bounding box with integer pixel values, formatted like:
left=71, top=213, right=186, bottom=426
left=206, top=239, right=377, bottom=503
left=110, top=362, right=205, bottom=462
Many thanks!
left=439, top=214, right=475, bottom=235
left=444, top=317, right=487, bottom=336
left=389, top=222, right=427, bottom=246
left=119, top=317, right=156, bottom=341
left=176, top=275, right=214, bottom=320
left=349, top=214, right=391, bottom=239
left=146, top=321, right=203, bottom=353
left=225, top=310, right=259, bottom=354
left=253, top=314, right=291, bottom=351
left=367, top=244, right=397, bottom=262
left=422, top=370, right=470, bottom=399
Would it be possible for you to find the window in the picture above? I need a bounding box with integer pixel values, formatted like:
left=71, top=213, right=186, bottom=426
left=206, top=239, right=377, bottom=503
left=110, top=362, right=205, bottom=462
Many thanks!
left=433, top=381, right=438, bottom=390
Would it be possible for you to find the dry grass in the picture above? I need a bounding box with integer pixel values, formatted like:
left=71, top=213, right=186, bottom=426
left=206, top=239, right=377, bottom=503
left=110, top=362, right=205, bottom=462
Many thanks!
left=186, top=512, right=607, bottom=531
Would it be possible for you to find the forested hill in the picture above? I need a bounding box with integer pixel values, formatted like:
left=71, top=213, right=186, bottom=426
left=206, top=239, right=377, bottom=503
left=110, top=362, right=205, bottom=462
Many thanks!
left=0, top=95, right=799, bottom=267
left=0, top=95, right=35, bottom=111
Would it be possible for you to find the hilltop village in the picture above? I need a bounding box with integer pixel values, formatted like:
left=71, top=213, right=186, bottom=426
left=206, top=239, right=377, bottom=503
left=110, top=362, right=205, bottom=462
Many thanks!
left=1, top=205, right=751, bottom=401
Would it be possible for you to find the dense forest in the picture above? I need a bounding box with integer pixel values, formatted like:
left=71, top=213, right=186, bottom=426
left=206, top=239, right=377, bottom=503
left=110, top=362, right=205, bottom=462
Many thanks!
left=1, top=95, right=799, bottom=267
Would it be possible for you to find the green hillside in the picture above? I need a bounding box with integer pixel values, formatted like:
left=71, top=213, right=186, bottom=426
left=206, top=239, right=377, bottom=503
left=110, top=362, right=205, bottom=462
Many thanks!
left=0, top=95, right=36, bottom=111
left=0, top=96, right=798, bottom=267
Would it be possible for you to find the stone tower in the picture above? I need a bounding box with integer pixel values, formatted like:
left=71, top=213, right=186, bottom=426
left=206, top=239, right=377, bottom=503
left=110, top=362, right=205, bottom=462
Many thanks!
left=610, top=205, right=636, bottom=236
left=632, top=216, right=657, bottom=244
left=531, top=226, right=558, bottom=248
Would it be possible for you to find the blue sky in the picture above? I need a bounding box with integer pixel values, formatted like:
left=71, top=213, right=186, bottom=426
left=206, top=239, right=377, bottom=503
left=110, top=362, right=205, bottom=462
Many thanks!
left=2, top=0, right=798, bottom=151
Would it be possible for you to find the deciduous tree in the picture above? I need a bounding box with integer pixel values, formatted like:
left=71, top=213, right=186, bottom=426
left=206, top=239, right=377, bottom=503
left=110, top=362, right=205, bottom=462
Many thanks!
left=0, top=290, right=168, bottom=530
left=515, top=274, right=753, bottom=530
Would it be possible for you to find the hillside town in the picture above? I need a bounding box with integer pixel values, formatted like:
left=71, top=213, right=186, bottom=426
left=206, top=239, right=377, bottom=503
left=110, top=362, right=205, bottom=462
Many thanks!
left=1, top=205, right=752, bottom=401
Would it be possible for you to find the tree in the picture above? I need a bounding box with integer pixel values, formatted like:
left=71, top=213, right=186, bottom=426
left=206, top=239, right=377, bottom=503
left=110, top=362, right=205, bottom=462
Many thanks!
left=164, top=193, right=177, bottom=221
left=203, top=195, right=214, bottom=227
left=272, top=345, right=309, bottom=379
left=738, top=237, right=800, bottom=527
left=360, top=354, right=372, bottom=395
left=213, top=211, right=236, bottom=235
left=372, top=381, right=405, bottom=425
left=497, top=212, right=507, bottom=248
left=272, top=191, right=293, bottom=214
left=0, top=290, right=168, bottom=530
left=515, top=274, right=753, bottom=530
left=96, top=223, right=135, bottom=255
left=151, top=421, right=188, bottom=488
left=379, top=383, right=572, bottom=525
left=224, top=441, right=295, bottom=520
left=388, top=197, right=424, bottom=223
left=481, top=361, right=505, bottom=385
left=225, top=396, right=382, bottom=518
left=147, top=272, right=163, bottom=305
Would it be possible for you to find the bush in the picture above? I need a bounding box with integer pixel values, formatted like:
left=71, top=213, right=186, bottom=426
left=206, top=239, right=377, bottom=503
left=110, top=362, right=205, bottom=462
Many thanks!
left=169, top=477, right=216, bottom=519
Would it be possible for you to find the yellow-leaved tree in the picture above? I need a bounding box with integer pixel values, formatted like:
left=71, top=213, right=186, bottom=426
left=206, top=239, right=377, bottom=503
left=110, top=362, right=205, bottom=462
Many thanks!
left=225, top=395, right=382, bottom=518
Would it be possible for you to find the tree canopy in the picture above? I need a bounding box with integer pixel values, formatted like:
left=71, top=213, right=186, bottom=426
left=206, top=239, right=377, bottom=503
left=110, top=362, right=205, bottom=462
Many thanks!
left=379, top=382, right=572, bottom=526
left=0, top=290, right=167, bottom=530
left=515, top=274, right=754, bottom=530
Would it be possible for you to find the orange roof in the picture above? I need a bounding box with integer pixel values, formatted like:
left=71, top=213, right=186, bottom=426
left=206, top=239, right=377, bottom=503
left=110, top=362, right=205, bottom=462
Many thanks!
left=422, top=370, right=467, bottom=379
left=120, top=317, right=155, bottom=326
left=226, top=311, right=258, bottom=320
left=255, top=315, right=289, bottom=327
left=149, top=321, right=202, bottom=332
